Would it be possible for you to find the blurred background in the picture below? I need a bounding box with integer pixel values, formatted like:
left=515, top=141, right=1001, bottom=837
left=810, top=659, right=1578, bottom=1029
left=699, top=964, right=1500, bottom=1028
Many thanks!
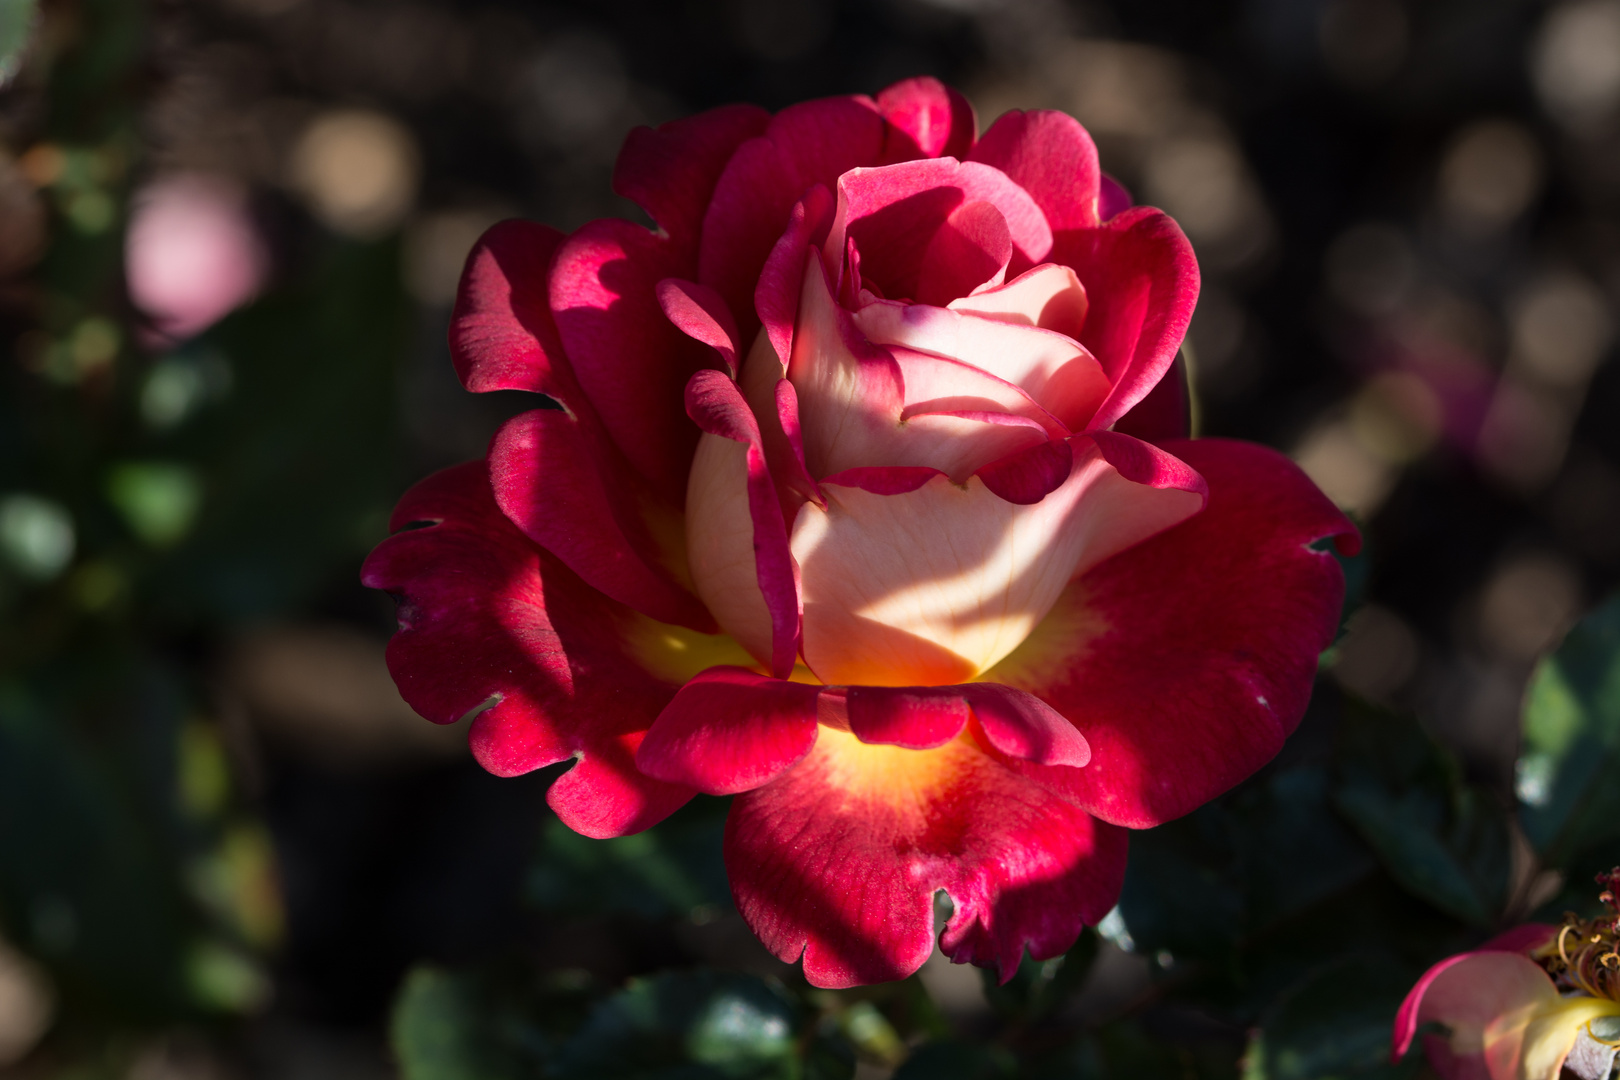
left=1, top=0, right=1618, bottom=1077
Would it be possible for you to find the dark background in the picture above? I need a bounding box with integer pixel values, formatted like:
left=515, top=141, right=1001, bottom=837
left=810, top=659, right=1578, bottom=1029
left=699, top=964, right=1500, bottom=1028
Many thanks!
left=1, top=0, right=1618, bottom=1076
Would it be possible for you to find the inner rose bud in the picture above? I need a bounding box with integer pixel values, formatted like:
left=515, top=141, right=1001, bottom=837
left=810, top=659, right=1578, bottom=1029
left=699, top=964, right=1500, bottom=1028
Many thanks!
left=684, top=157, right=1203, bottom=687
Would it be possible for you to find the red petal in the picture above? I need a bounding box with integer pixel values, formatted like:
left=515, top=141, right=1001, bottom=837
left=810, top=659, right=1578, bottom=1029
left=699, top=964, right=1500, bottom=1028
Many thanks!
left=658, top=277, right=742, bottom=377
left=876, top=76, right=977, bottom=162
left=988, top=438, right=1357, bottom=828
left=685, top=370, right=802, bottom=677
left=976, top=437, right=1074, bottom=505
left=451, top=220, right=581, bottom=400
left=700, top=95, right=888, bottom=340
left=1391, top=951, right=1559, bottom=1075
left=551, top=219, right=711, bottom=497
left=635, top=667, right=822, bottom=795
left=1052, top=207, right=1199, bottom=432
left=614, top=104, right=771, bottom=257
left=361, top=461, right=692, bottom=837
left=755, top=185, right=836, bottom=369
left=845, top=683, right=1090, bottom=766
left=1099, top=173, right=1132, bottom=220
left=968, top=110, right=1101, bottom=233
left=489, top=409, right=714, bottom=631
left=726, top=728, right=1126, bottom=987
left=1112, top=351, right=1193, bottom=443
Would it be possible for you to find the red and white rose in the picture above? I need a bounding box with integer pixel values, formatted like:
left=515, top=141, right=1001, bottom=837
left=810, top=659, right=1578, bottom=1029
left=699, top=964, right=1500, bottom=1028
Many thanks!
left=362, top=77, right=1357, bottom=987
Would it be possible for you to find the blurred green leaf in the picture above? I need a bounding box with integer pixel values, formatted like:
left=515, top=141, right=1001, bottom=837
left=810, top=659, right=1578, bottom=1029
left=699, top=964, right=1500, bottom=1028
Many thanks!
left=1244, top=955, right=1422, bottom=1080
left=106, top=462, right=201, bottom=547
left=1333, top=702, right=1510, bottom=927
left=551, top=970, right=801, bottom=1080
left=0, top=683, right=191, bottom=1019
left=391, top=966, right=541, bottom=1080
left=894, top=1041, right=1016, bottom=1080
left=0, top=0, right=36, bottom=84
left=1517, top=595, right=1620, bottom=867
left=528, top=796, right=729, bottom=921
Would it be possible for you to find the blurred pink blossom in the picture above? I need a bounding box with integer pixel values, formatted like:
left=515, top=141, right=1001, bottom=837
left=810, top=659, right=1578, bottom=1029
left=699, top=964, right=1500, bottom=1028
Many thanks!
left=125, top=173, right=267, bottom=345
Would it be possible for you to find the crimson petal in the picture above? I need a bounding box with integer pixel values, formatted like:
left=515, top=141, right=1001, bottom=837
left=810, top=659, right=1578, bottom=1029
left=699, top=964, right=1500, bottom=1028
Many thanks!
left=360, top=462, right=693, bottom=837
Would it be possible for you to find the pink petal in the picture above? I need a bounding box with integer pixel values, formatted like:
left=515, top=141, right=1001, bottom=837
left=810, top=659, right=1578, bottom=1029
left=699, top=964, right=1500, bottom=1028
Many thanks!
left=635, top=666, right=822, bottom=795
left=1393, top=952, right=1559, bottom=1075
left=823, top=158, right=1052, bottom=301
left=685, top=370, right=802, bottom=677
left=614, top=103, right=770, bottom=257
left=658, top=277, right=742, bottom=377
left=360, top=462, right=693, bottom=837
left=968, top=109, right=1101, bottom=233
left=876, top=76, right=977, bottom=162
left=987, top=438, right=1357, bottom=828
left=1052, top=207, right=1199, bottom=432
left=791, top=439, right=1205, bottom=687
left=700, top=95, right=887, bottom=339
left=551, top=218, right=711, bottom=497
left=1099, top=173, right=1133, bottom=220
left=1393, top=926, right=1560, bottom=1061
left=854, top=296, right=1110, bottom=432
left=489, top=409, right=715, bottom=631
left=726, top=726, right=1126, bottom=986
left=947, top=262, right=1089, bottom=342
left=451, top=219, right=583, bottom=400
left=914, top=200, right=1013, bottom=306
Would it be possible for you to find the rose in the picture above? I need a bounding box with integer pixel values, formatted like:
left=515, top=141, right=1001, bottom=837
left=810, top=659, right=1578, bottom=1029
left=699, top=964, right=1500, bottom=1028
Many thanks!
left=1393, top=871, right=1620, bottom=1080
left=362, top=77, right=1356, bottom=987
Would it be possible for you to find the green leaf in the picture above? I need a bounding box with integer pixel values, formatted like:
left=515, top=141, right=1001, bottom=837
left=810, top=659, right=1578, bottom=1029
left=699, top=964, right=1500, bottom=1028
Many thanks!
left=0, top=0, right=36, bottom=84
left=551, top=970, right=801, bottom=1080
left=391, top=966, right=540, bottom=1080
left=1518, top=594, right=1620, bottom=866
left=1332, top=702, right=1510, bottom=927
left=1246, top=955, right=1422, bottom=1080
left=527, top=796, right=730, bottom=920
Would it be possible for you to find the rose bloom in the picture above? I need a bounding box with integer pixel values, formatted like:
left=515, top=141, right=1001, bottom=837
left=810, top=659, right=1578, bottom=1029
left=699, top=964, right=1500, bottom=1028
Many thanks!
left=363, top=78, right=1357, bottom=987
left=1393, top=871, right=1620, bottom=1080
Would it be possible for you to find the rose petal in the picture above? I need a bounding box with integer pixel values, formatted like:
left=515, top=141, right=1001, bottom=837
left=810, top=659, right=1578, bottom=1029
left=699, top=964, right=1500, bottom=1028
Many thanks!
left=685, top=370, right=802, bottom=677
left=855, top=295, right=1109, bottom=431
left=876, top=76, right=977, bottom=162
left=658, top=277, right=742, bottom=377
left=947, top=262, right=1088, bottom=342
left=1392, top=926, right=1560, bottom=1062
left=986, top=438, right=1356, bottom=828
left=824, top=158, right=1053, bottom=301
left=701, top=95, right=888, bottom=339
left=451, top=219, right=580, bottom=398
left=1099, top=173, right=1132, bottom=220
left=1112, top=351, right=1192, bottom=443
left=360, top=461, right=693, bottom=837
left=614, top=103, right=771, bottom=257
left=490, top=409, right=715, bottom=631
left=968, top=109, right=1101, bottom=232
left=914, top=200, right=1013, bottom=307
left=1502, top=996, right=1620, bottom=1080
left=552, top=219, right=712, bottom=496
left=1052, top=207, right=1199, bottom=432
left=636, top=666, right=822, bottom=795
left=726, top=726, right=1126, bottom=987
left=844, top=683, right=1090, bottom=767
left=792, top=439, right=1204, bottom=686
